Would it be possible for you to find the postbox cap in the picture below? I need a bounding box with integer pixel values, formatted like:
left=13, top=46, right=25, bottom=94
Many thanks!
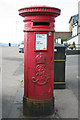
left=19, top=6, right=61, bottom=17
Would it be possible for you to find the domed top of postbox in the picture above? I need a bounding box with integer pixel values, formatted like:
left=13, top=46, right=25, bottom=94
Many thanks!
left=19, top=6, right=61, bottom=17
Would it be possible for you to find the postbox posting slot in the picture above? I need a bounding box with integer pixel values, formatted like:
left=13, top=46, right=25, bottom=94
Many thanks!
left=33, top=22, right=50, bottom=26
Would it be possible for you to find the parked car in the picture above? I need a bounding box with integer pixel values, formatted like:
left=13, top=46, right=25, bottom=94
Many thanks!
left=19, top=41, right=24, bottom=53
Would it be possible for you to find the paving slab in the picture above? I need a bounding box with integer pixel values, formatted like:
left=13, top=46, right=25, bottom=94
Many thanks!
left=54, top=89, right=78, bottom=118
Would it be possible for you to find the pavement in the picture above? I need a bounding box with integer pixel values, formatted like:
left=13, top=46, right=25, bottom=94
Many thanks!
left=0, top=46, right=24, bottom=119
left=0, top=47, right=79, bottom=119
left=8, top=82, right=78, bottom=119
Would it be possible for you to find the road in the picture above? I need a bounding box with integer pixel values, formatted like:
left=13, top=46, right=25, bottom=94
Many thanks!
left=1, top=46, right=24, bottom=118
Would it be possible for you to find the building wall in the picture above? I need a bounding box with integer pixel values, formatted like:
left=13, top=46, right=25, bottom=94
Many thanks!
left=69, top=18, right=74, bottom=31
left=69, top=14, right=78, bottom=37
left=54, top=32, right=72, bottom=39
left=72, top=25, right=78, bottom=37
left=66, top=1, right=80, bottom=49
left=78, top=1, right=80, bottom=47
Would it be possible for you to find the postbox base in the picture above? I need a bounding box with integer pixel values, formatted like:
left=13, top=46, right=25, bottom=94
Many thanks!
left=23, top=96, right=54, bottom=117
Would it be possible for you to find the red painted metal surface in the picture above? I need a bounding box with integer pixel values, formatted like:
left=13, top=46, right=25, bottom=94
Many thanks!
left=19, top=6, right=61, bottom=100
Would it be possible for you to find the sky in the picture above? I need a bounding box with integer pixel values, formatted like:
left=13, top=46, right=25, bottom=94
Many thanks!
left=0, top=0, right=80, bottom=44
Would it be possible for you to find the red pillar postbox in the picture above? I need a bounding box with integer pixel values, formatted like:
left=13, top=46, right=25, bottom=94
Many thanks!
left=19, top=6, right=60, bottom=116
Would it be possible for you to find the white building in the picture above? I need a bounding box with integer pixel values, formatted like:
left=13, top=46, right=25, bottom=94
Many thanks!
left=78, top=1, right=80, bottom=49
left=69, top=14, right=79, bottom=37
left=65, top=3, right=80, bottom=49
